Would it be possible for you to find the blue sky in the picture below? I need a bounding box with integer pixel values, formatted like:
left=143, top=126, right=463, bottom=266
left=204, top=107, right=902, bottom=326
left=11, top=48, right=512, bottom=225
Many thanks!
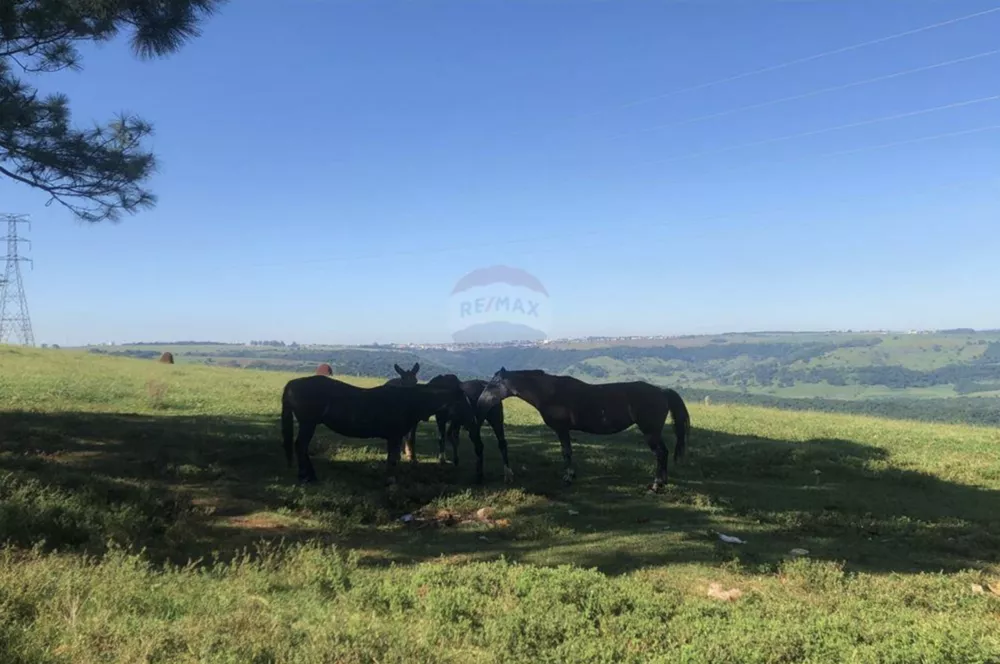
left=6, top=0, right=999, bottom=346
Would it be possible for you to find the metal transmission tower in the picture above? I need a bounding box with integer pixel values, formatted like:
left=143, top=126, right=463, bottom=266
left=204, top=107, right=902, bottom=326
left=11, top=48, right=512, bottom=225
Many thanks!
left=0, top=213, right=35, bottom=346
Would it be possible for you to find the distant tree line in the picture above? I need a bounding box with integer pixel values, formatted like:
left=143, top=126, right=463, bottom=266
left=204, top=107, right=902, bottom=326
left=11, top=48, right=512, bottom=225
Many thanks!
left=90, top=348, right=161, bottom=359
left=737, top=343, right=1000, bottom=392
left=123, top=341, right=234, bottom=346
left=405, top=338, right=886, bottom=379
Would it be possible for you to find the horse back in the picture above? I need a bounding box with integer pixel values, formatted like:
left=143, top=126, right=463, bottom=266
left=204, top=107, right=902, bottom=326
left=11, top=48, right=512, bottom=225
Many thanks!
left=460, top=378, right=488, bottom=402
left=546, top=376, right=667, bottom=425
left=284, top=375, right=357, bottom=418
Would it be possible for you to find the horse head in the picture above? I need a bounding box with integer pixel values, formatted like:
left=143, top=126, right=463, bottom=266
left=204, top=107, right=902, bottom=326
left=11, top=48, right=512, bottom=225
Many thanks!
left=476, top=366, right=514, bottom=418
left=392, top=362, right=420, bottom=386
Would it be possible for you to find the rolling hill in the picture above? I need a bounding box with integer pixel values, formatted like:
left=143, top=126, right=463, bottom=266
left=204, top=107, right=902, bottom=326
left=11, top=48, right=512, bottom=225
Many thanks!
left=76, top=329, right=1000, bottom=426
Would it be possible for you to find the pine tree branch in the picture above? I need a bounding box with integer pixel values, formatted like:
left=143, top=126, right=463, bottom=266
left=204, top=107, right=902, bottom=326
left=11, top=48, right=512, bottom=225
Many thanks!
left=0, top=0, right=227, bottom=222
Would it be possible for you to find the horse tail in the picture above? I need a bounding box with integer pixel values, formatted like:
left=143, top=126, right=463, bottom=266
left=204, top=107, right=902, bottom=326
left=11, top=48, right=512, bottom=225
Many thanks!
left=281, top=383, right=295, bottom=467
left=662, top=387, right=690, bottom=461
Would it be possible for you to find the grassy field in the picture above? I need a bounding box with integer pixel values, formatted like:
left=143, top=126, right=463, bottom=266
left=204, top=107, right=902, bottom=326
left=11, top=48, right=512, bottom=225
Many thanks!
left=2, top=345, right=1000, bottom=662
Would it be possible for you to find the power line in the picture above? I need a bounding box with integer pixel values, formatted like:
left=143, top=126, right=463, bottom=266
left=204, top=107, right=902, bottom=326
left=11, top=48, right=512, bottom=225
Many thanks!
left=622, top=121, right=1000, bottom=184
left=561, top=4, right=1000, bottom=123
left=609, top=122, right=1000, bottom=183
left=638, top=93, right=1000, bottom=166
left=606, top=49, right=1000, bottom=141
left=0, top=213, right=35, bottom=347
left=818, top=123, right=1000, bottom=158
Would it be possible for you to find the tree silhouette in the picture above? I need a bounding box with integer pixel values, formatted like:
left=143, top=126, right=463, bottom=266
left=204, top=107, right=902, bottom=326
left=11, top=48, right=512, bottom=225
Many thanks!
left=0, top=0, right=226, bottom=222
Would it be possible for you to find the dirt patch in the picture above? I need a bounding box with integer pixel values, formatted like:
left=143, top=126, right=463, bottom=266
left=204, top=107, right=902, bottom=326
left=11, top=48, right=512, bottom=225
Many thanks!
left=213, top=511, right=321, bottom=536
left=403, top=506, right=512, bottom=531
left=39, top=450, right=106, bottom=465
left=225, top=514, right=294, bottom=530
left=189, top=495, right=264, bottom=517
left=707, top=582, right=744, bottom=602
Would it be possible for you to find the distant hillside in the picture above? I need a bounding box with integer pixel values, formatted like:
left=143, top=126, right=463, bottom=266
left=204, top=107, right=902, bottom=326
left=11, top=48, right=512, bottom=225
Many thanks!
left=77, top=330, right=1000, bottom=426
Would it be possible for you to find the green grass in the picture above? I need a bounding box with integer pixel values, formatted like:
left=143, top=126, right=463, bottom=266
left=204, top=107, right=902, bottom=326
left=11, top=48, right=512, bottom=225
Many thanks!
left=2, top=345, right=1000, bottom=662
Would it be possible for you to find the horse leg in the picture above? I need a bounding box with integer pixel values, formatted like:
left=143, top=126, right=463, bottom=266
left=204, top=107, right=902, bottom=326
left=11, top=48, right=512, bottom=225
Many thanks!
left=385, top=436, right=403, bottom=486
left=469, top=426, right=485, bottom=484
left=295, top=420, right=318, bottom=483
left=403, top=425, right=418, bottom=463
left=488, top=409, right=513, bottom=483
left=447, top=420, right=461, bottom=466
left=556, top=429, right=576, bottom=485
left=644, top=432, right=669, bottom=492
left=435, top=413, right=449, bottom=463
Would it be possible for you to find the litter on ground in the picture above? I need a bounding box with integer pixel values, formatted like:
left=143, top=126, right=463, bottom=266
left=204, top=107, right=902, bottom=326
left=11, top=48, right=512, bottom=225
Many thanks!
left=717, top=532, right=746, bottom=544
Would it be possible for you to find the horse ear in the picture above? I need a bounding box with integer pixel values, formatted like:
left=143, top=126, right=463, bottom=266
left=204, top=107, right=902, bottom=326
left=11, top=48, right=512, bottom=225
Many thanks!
left=394, top=364, right=404, bottom=376
left=412, top=362, right=420, bottom=374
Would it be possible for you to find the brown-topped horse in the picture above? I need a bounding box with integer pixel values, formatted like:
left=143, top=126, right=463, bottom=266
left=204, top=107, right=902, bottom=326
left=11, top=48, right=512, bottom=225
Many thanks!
left=476, top=368, right=690, bottom=491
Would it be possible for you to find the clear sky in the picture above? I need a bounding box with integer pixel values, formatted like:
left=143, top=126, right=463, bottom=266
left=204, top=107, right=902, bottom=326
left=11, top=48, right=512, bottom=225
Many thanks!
left=6, top=0, right=999, bottom=346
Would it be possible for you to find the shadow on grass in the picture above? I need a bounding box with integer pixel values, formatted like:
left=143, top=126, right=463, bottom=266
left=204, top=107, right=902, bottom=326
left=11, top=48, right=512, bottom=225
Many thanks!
left=1, top=410, right=998, bottom=575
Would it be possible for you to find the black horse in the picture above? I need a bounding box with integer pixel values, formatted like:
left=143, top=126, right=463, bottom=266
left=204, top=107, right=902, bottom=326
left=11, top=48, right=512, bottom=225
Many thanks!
left=426, top=373, right=513, bottom=484
left=476, top=367, right=690, bottom=491
left=384, top=362, right=420, bottom=461
left=280, top=374, right=466, bottom=484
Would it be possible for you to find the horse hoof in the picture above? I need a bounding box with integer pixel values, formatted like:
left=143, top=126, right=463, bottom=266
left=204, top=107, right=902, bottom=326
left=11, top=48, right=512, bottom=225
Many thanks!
left=503, top=466, right=515, bottom=483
